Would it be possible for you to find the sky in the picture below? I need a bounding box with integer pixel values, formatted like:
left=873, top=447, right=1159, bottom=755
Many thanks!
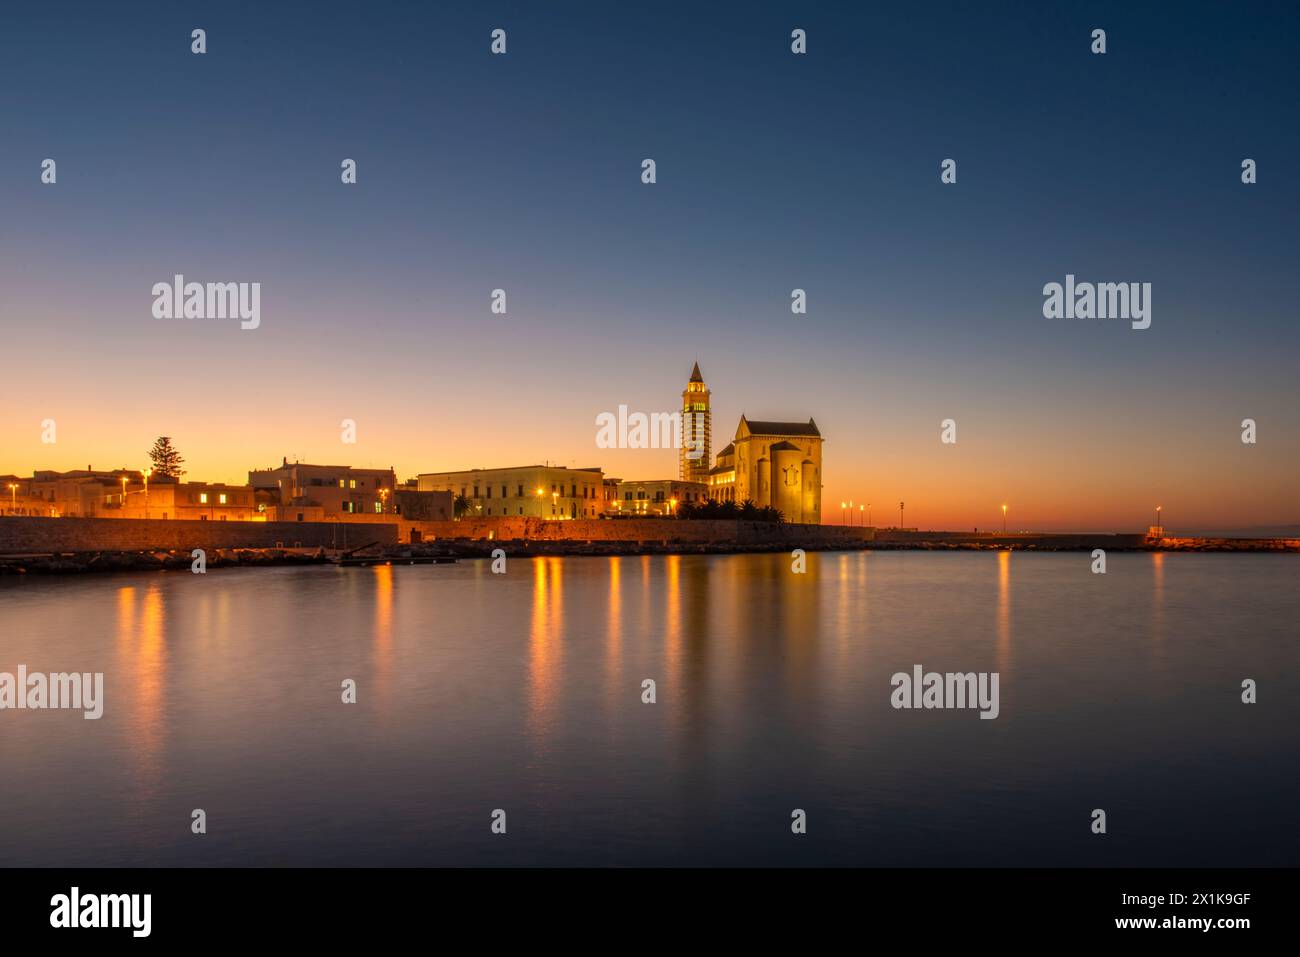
left=1, top=1, right=1297, bottom=532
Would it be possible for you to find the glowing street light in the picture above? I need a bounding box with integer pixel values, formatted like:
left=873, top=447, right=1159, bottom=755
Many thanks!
left=121, top=475, right=128, bottom=508
left=1002, top=503, right=1007, bottom=533
left=1155, top=505, right=1163, bottom=537
left=859, top=504, right=864, bottom=525
left=143, top=468, right=152, bottom=518
left=379, top=488, right=389, bottom=514
left=669, top=497, right=677, bottom=516
left=6, top=483, right=17, bottom=511
left=841, top=501, right=847, bottom=525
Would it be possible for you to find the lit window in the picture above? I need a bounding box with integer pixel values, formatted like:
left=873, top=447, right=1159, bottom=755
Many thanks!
left=218, top=493, right=227, bottom=505
left=338, top=479, right=345, bottom=488
left=374, top=501, right=382, bottom=513
left=349, top=479, right=356, bottom=489
left=199, top=493, right=208, bottom=504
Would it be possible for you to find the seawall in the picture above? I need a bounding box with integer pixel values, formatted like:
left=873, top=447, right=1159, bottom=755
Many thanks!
left=0, top=516, right=399, bottom=553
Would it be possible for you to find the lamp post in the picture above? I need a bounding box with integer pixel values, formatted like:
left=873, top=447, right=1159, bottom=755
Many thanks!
left=121, top=476, right=128, bottom=510
left=867, top=503, right=871, bottom=526
left=841, top=501, right=847, bottom=525
left=7, top=483, right=16, bottom=512
left=1156, top=505, right=1163, bottom=538
left=1002, top=503, right=1007, bottom=533
left=143, top=468, right=152, bottom=519
left=859, top=504, right=864, bottom=526
left=379, top=488, right=389, bottom=514
left=899, top=501, right=905, bottom=529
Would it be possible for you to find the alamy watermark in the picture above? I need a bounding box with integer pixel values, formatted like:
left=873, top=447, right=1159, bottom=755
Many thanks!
left=1042, top=274, right=1150, bottom=330
left=595, top=406, right=705, bottom=458
left=152, top=274, right=260, bottom=330
left=0, top=666, right=104, bottom=719
left=891, top=664, right=1000, bottom=719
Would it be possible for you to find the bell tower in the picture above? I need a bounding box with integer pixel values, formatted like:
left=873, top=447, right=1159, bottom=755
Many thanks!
left=680, top=362, right=711, bottom=483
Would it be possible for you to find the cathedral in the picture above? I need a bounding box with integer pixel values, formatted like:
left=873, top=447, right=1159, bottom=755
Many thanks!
left=681, top=364, right=824, bottom=524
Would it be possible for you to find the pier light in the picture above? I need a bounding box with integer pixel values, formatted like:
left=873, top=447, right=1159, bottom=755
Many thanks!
left=1002, top=503, right=1007, bottom=533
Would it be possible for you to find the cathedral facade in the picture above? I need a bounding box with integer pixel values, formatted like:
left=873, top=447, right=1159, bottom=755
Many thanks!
left=707, top=417, right=823, bottom=524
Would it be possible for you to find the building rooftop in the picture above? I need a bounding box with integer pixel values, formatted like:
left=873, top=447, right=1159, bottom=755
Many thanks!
left=739, top=416, right=821, bottom=437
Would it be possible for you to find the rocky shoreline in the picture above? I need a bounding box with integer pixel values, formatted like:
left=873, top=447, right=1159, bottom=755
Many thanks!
left=2, top=535, right=1297, bottom=575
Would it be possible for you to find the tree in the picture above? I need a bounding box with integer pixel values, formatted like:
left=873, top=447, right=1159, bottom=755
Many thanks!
left=147, top=436, right=185, bottom=479
left=453, top=494, right=473, bottom=518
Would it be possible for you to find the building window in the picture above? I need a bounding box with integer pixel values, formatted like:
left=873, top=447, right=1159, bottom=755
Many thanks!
left=349, top=479, right=357, bottom=489
left=338, top=479, right=345, bottom=488
left=516, top=485, right=523, bottom=497
left=219, top=493, right=227, bottom=505
left=199, top=493, right=208, bottom=504
left=374, top=501, right=382, bottom=513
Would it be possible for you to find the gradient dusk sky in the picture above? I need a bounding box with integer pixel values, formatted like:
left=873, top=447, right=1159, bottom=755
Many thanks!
left=2, top=1, right=1297, bottom=531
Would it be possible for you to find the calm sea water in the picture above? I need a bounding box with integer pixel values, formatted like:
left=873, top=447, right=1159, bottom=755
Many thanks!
left=1, top=551, right=1296, bottom=867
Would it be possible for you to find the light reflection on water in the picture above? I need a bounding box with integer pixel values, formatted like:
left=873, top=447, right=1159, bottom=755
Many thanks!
left=1, top=551, right=1296, bottom=866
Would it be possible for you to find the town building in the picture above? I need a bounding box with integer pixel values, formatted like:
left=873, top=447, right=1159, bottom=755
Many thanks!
left=249, top=459, right=398, bottom=519
left=611, top=479, right=709, bottom=517
left=27, top=468, right=144, bottom=517
left=417, top=465, right=606, bottom=519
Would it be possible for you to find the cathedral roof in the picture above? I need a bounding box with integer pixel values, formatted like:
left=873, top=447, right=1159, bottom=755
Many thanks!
left=738, top=416, right=821, bottom=438
left=768, top=441, right=800, bottom=451
left=689, top=362, right=704, bottom=383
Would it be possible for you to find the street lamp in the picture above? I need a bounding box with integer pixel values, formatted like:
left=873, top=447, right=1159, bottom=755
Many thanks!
left=867, top=502, right=871, bottom=526
left=7, top=483, right=16, bottom=511
left=899, top=501, right=905, bottom=529
left=379, top=488, right=389, bottom=514
left=121, top=475, right=128, bottom=509
left=669, top=497, right=677, bottom=517
left=841, top=501, right=847, bottom=525
left=1002, top=503, right=1007, bottom=533
left=859, top=504, right=864, bottom=526
left=1155, top=505, right=1163, bottom=537
left=143, top=468, right=152, bottom=519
